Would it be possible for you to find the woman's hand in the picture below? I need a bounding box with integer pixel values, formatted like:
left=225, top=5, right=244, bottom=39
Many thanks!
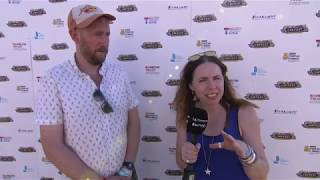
left=181, top=142, right=201, bottom=164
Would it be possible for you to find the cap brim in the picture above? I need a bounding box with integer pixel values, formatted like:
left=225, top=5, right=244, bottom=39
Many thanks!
left=77, top=14, right=116, bottom=28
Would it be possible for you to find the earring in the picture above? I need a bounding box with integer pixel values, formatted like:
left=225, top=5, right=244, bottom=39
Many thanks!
left=192, top=91, right=198, bottom=102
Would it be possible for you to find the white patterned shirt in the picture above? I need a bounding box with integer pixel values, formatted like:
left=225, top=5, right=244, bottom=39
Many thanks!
left=35, top=58, right=139, bottom=177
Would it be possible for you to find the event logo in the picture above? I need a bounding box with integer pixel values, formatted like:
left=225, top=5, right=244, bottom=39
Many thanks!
left=18, top=147, right=36, bottom=153
left=117, top=54, right=138, bottom=61
left=12, top=65, right=30, bottom=72
left=165, top=79, right=180, bottom=86
left=34, top=32, right=45, bottom=39
left=29, top=8, right=46, bottom=16
left=196, top=40, right=212, bottom=49
left=12, top=42, right=27, bottom=51
left=7, top=20, right=27, bottom=27
left=317, top=10, right=320, bottom=17
left=168, top=147, right=176, bottom=154
left=15, top=107, right=33, bottom=113
left=219, top=54, right=243, bottom=61
left=144, top=16, right=159, bottom=24
left=141, top=90, right=162, bottom=97
left=40, top=177, right=54, bottom=180
left=0, top=117, right=13, bottom=123
left=273, top=155, right=289, bottom=165
left=0, top=136, right=12, bottom=142
left=274, top=81, right=301, bottom=89
left=168, top=4, right=188, bottom=10
left=8, top=0, right=21, bottom=4
left=0, top=32, right=5, bottom=38
left=144, top=112, right=158, bottom=121
left=270, top=132, right=296, bottom=140
left=221, top=0, right=247, bottom=8
left=252, top=14, right=277, bottom=20
left=141, top=42, right=163, bottom=49
left=281, top=24, right=308, bottom=34
left=0, top=76, right=10, bottom=82
left=296, top=171, right=320, bottom=178
left=120, top=28, right=134, bottom=38
left=166, top=28, right=189, bottom=37
left=116, top=5, right=138, bottom=12
left=302, top=121, right=320, bottom=129
left=282, top=52, right=300, bottom=62
left=244, top=93, right=269, bottom=100
left=145, top=65, right=160, bottom=74
left=141, top=136, right=162, bottom=142
left=165, top=169, right=183, bottom=176
left=18, top=129, right=33, bottom=133
left=0, top=156, right=16, bottom=162
left=53, top=18, right=64, bottom=27
left=251, top=66, right=267, bottom=76
left=49, top=0, right=67, bottom=3
left=51, top=43, right=69, bottom=50
left=307, top=68, right=320, bottom=76
left=170, top=53, right=184, bottom=62
left=274, top=109, right=297, bottom=115
left=310, top=94, right=320, bottom=104
left=304, top=145, right=320, bottom=154
left=224, top=27, right=241, bottom=35
left=142, top=157, right=160, bottom=163
left=193, top=14, right=217, bottom=23
left=289, top=0, right=310, bottom=5
left=33, top=54, right=49, bottom=61
left=165, top=126, right=177, bottom=133
left=249, top=40, right=275, bottom=48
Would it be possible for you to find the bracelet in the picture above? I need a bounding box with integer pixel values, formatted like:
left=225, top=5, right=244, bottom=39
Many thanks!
left=239, top=144, right=257, bottom=166
left=116, top=161, right=135, bottom=177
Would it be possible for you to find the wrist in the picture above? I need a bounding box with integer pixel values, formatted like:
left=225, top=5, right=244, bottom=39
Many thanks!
left=116, top=160, right=135, bottom=177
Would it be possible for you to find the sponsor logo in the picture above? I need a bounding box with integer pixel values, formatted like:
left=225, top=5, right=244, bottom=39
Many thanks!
left=7, top=20, right=27, bottom=27
left=8, top=0, right=21, bottom=4
left=29, top=8, right=46, bottom=16
left=141, top=42, right=163, bottom=49
left=251, top=66, right=267, bottom=76
left=221, top=0, right=247, bottom=8
left=120, top=28, right=134, bottom=38
left=274, top=109, right=297, bottom=115
left=281, top=24, right=308, bottom=34
left=165, top=169, right=183, bottom=176
left=296, top=171, right=320, bottom=178
left=252, top=14, right=277, bottom=20
left=0, top=96, right=8, bottom=104
left=289, top=0, right=310, bottom=5
left=304, top=145, right=320, bottom=154
left=0, top=136, right=12, bottom=142
left=270, top=132, right=296, bottom=140
left=219, top=54, right=243, bottom=61
left=166, top=28, right=189, bottom=37
left=168, top=102, right=175, bottom=111
left=0, top=32, right=5, bottom=38
left=144, top=112, right=158, bottom=121
left=141, top=136, right=162, bottom=142
left=310, top=94, right=320, bottom=104
left=116, top=5, right=138, bottom=12
left=168, top=147, right=176, bottom=154
left=34, top=32, right=45, bottom=39
left=170, top=53, right=184, bottom=62
left=12, top=42, right=27, bottom=51
left=307, top=68, right=320, bottom=76
left=15, top=107, right=33, bottom=113
left=249, top=40, right=275, bottom=48
left=33, top=54, right=49, bottom=61
left=193, top=14, right=217, bottom=23
left=316, top=40, right=320, bottom=47
left=23, top=165, right=33, bottom=173
left=2, top=174, right=16, bottom=180
left=143, top=178, right=159, bottom=180
left=282, top=52, right=300, bottom=62
left=0, top=117, right=13, bottom=123
left=165, top=79, right=180, bottom=86
left=0, top=76, right=10, bottom=82
left=49, top=0, right=66, bottom=3
left=51, top=43, right=69, bottom=50
left=117, top=54, right=138, bottom=61
left=273, top=155, right=289, bottom=165
left=144, top=16, right=159, bottom=24
left=18, top=147, right=36, bottom=153
left=142, top=157, right=160, bottom=163
left=0, top=156, right=16, bottom=162
left=316, top=10, right=320, bottom=17
left=274, top=81, right=301, bottom=89
left=53, top=18, right=64, bottom=27
left=145, top=65, right=160, bottom=74
left=196, top=40, right=212, bottom=49
left=165, top=126, right=177, bottom=133
left=141, top=90, right=162, bottom=97
left=302, top=121, right=320, bottom=129
left=244, top=93, right=269, bottom=100
left=40, top=177, right=54, bottom=180
left=168, top=5, right=188, bottom=10
left=12, top=65, right=30, bottom=72
left=0, top=56, right=6, bottom=60
left=224, top=27, right=241, bottom=35
left=18, top=129, right=33, bottom=133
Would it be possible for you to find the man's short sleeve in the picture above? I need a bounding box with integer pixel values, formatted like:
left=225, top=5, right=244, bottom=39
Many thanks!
left=35, top=75, right=63, bottom=125
left=123, top=72, right=139, bottom=109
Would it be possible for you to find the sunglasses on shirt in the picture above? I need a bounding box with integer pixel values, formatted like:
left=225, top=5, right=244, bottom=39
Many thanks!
left=93, top=89, right=113, bottom=113
left=187, top=50, right=217, bottom=61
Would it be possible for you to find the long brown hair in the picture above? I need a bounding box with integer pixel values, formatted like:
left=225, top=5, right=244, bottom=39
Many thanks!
left=174, top=55, right=257, bottom=127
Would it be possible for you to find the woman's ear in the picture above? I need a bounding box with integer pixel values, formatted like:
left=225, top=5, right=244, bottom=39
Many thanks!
left=188, top=83, right=194, bottom=91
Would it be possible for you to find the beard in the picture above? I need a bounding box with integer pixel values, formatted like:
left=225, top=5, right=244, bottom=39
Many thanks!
left=79, top=39, right=108, bottom=66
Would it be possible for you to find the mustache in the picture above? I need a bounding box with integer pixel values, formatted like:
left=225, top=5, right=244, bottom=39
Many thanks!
left=97, top=47, right=108, bottom=52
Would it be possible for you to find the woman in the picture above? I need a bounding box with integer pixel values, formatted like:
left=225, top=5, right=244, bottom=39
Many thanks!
left=174, top=51, right=269, bottom=180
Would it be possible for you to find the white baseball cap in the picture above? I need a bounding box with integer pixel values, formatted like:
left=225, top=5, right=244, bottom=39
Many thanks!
left=68, top=4, right=116, bottom=29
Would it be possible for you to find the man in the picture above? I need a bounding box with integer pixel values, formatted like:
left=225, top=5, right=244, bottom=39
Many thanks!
left=35, top=4, right=140, bottom=180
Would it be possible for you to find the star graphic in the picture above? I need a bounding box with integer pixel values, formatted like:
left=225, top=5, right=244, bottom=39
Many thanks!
left=205, top=168, right=211, bottom=175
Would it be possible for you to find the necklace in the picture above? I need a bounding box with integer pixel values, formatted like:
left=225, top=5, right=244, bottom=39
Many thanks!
left=201, top=134, right=214, bottom=176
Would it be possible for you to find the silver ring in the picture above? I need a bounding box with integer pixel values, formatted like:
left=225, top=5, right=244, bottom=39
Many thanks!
left=218, top=142, right=222, bottom=149
left=186, top=159, right=190, bottom=163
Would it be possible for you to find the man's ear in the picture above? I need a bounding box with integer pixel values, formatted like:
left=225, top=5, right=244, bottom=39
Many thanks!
left=69, top=28, right=80, bottom=43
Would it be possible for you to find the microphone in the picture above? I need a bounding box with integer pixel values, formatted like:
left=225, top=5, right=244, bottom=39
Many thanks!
left=183, top=106, right=208, bottom=180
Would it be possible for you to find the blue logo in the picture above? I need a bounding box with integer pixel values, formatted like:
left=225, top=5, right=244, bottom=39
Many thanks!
left=170, top=53, right=184, bottom=62
left=273, top=155, right=288, bottom=165
left=251, top=66, right=267, bottom=76
left=34, top=32, right=44, bottom=39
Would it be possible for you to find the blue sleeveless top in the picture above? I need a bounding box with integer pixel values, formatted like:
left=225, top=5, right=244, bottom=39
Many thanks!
left=187, top=106, right=249, bottom=180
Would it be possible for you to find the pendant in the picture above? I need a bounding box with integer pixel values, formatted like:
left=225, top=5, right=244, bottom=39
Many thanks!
left=205, top=167, right=212, bottom=175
